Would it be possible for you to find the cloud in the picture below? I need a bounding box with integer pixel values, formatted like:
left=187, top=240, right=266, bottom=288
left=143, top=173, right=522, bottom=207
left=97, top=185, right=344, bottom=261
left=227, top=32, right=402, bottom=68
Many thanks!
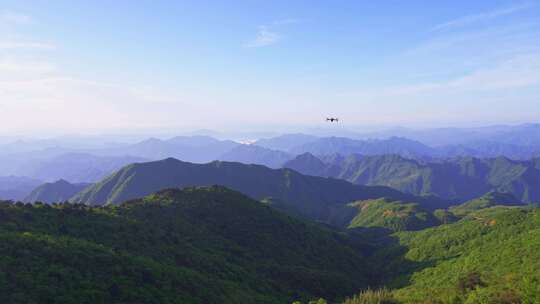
left=244, top=26, right=280, bottom=48
left=431, top=3, right=532, bottom=32
left=0, top=10, right=32, bottom=24
left=0, top=41, right=55, bottom=50
left=343, top=53, right=540, bottom=100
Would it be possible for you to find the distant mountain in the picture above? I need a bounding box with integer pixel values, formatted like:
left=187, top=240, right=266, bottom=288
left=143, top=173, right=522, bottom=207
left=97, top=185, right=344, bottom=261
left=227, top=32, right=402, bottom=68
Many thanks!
left=283, top=152, right=332, bottom=176
left=358, top=123, right=540, bottom=148
left=95, top=135, right=239, bottom=163
left=24, top=179, right=91, bottom=204
left=449, top=191, right=523, bottom=216
left=437, top=140, right=540, bottom=160
left=255, top=134, right=319, bottom=152
left=290, top=136, right=435, bottom=158
left=0, top=186, right=373, bottom=303
left=26, top=153, right=146, bottom=182
left=0, top=176, right=43, bottom=201
left=218, top=144, right=293, bottom=168
left=71, top=158, right=446, bottom=223
left=284, top=153, right=540, bottom=203
left=259, top=126, right=540, bottom=159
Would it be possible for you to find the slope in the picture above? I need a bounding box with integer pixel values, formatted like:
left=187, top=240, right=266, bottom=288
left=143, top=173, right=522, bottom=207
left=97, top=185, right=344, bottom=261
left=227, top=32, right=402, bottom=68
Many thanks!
left=70, top=158, right=443, bottom=223
left=0, top=186, right=373, bottom=303
left=24, top=179, right=92, bottom=204
left=285, top=153, right=540, bottom=203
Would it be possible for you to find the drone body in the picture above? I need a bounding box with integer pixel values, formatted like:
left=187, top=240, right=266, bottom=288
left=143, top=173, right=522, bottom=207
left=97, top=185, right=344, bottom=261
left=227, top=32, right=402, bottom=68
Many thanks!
left=326, top=117, right=339, bottom=122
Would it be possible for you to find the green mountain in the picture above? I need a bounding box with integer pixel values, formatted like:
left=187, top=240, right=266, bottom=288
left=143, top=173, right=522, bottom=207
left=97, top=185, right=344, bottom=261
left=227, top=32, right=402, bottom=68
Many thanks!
left=376, top=206, right=540, bottom=303
left=24, top=179, right=92, bottom=204
left=343, top=198, right=440, bottom=232
left=449, top=191, right=523, bottom=216
left=285, top=153, right=540, bottom=203
left=0, top=186, right=373, bottom=303
left=71, top=158, right=444, bottom=223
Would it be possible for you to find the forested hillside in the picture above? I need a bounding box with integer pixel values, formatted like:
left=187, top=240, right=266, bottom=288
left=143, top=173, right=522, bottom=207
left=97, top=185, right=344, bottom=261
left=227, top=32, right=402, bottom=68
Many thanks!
left=0, top=186, right=374, bottom=304
left=285, top=153, right=540, bottom=203
left=71, top=158, right=445, bottom=222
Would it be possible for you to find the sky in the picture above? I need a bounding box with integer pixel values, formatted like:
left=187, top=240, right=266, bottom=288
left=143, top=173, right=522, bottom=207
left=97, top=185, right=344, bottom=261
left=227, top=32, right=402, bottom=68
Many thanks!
left=1, top=0, right=540, bottom=135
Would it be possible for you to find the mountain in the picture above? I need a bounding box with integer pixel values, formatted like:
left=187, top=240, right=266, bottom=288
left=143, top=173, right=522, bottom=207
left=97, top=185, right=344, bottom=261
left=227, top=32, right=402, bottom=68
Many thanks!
left=449, top=191, right=523, bottom=216
left=437, top=140, right=540, bottom=160
left=24, top=179, right=92, bottom=204
left=0, top=176, right=43, bottom=200
left=0, top=186, right=373, bottom=303
left=95, top=136, right=239, bottom=163
left=369, top=206, right=540, bottom=303
left=71, top=158, right=446, bottom=223
left=341, top=198, right=440, bottom=231
left=284, top=153, right=540, bottom=203
left=25, top=153, right=146, bottom=182
left=255, top=134, right=319, bottom=152
left=284, top=152, right=332, bottom=177
left=218, top=144, right=294, bottom=168
left=358, top=123, right=540, bottom=148
left=290, top=137, right=435, bottom=158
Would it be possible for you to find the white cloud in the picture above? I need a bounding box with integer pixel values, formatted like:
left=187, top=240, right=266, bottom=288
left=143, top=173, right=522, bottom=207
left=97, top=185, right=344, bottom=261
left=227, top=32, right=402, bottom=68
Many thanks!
left=343, top=53, right=540, bottom=100
left=431, top=3, right=532, bottom=32
left=0, top=10, right=32, bottom=25
left=244, top=26, right=280, bottom=48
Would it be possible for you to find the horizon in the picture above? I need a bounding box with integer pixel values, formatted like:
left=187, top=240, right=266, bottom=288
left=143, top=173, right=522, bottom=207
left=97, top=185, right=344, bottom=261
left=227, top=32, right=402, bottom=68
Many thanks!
left=1, top=121, right=540, bottom=143
left=1, top=1, right=540, bottom=135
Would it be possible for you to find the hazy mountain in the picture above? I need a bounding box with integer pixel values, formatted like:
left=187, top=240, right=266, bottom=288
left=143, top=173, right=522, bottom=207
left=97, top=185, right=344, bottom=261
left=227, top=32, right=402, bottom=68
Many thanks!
left=285, top=153, right=540, bottom=203
left=0, top=186, right=373, bottom=303
left=218, top=144, right=294, bottom=168
left=290, top=136, right=435, bottom=158
left=94, top=136, right=239, bottom=163
left=254, top=134, right=319, bottom=152
left=24, top=179, right=92, bottom=204
left=0, top=176, right=43, bottom=201
left=25, top=153, right=147, bottom=183
left=437, top=140, right=540, bottom=159
left=283, top=152, right=331, bottom=176
left=358, top=123, right=540, bottom=148
left=71, top=158, right=447, bottom=222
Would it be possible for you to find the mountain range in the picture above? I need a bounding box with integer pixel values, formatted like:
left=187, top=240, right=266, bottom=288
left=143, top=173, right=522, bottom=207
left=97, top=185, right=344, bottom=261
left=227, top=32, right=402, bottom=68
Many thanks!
left=70, top=158, right=449, bottom=223
left=285, top=153, right=540, bottom=203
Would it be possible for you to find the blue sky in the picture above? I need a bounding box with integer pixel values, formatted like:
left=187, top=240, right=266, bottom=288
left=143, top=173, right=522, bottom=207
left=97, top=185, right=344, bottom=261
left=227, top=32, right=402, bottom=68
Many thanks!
left=1, top=0, right=539, bottom=135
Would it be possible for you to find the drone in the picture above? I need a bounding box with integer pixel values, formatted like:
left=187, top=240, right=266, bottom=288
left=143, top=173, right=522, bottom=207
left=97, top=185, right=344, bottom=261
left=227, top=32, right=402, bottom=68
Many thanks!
left=326, top=117, right=339, bottom=122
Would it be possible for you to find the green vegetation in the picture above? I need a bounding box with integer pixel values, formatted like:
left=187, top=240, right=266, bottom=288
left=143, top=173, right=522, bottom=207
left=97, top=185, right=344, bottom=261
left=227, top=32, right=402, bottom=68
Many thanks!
left=4, top=162, right=540, bottom=303
left=345, top=199, right=440, bottom=231
left=0, top=186, right=374, bottom=304
left=285, top=153, right=540, bottom=203
left=70, top=157, right=428, bottom=223
left=449, top=191, right=523, bottom=216
left=358, top=206, right=540, bottom=303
